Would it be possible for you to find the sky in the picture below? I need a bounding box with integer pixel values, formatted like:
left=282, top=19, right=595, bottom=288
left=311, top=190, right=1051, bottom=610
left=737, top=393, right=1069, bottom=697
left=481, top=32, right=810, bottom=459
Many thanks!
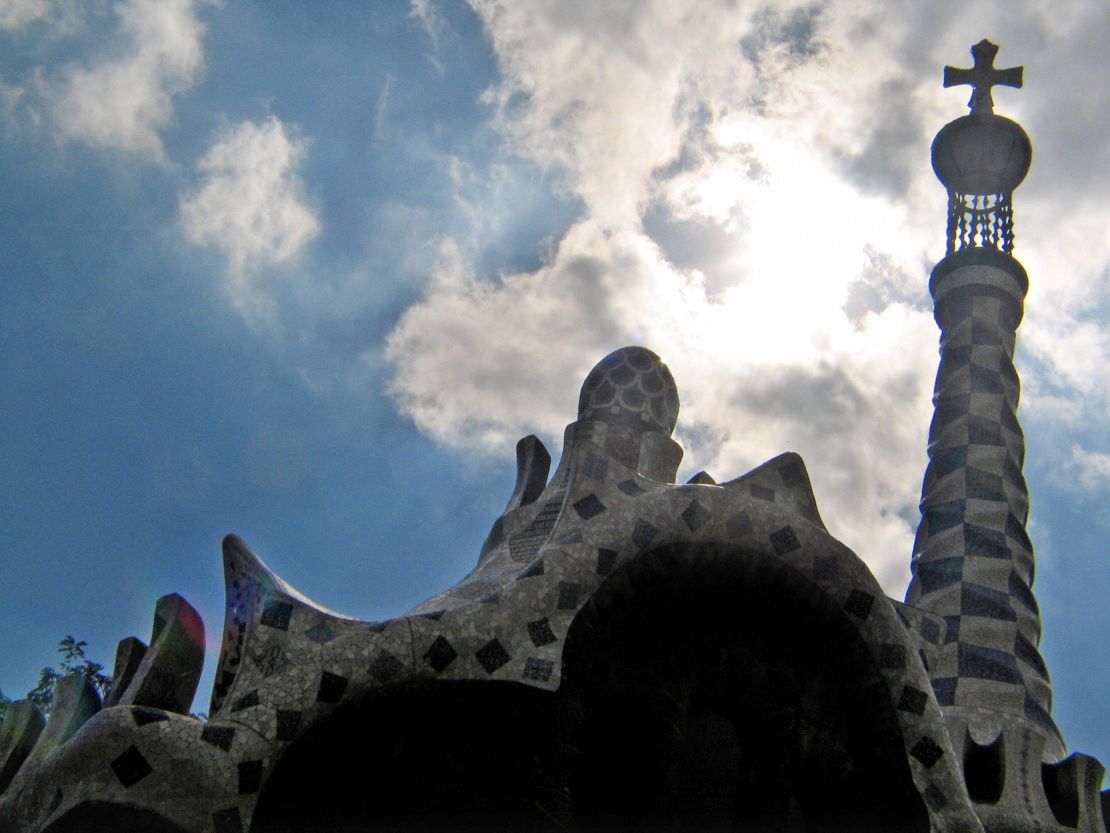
left=1, top=0, right=1107, bottom=774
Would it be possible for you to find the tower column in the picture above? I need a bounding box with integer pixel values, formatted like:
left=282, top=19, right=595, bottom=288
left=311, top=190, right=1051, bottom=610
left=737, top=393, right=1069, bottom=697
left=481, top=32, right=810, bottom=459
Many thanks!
left=905, top=40, right=1063, bottom=758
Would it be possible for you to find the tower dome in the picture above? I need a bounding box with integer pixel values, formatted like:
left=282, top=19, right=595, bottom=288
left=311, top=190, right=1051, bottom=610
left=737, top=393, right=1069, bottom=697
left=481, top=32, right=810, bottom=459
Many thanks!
left=577, top=346, right=679, bottom=435
left=931, top=113, right=1031, bottom=196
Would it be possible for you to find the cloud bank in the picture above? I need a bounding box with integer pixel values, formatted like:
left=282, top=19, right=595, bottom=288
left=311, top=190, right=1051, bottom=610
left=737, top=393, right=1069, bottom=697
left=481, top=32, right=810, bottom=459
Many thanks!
left=383, top=0, right=1110, bottom=594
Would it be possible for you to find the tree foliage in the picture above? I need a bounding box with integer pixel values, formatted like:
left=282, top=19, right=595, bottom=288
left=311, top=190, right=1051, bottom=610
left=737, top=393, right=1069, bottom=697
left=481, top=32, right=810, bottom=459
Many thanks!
left=25, top=636, right=112, bottom=718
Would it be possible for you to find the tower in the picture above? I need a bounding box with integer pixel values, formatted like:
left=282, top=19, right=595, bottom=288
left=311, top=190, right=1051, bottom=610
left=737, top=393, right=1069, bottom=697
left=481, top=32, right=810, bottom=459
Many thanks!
left=906, top=39, right=1107, bottom=832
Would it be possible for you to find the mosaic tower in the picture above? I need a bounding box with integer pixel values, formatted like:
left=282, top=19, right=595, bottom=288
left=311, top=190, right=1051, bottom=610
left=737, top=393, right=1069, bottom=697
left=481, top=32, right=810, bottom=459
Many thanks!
left=906, top=39, right=1105, bottom=832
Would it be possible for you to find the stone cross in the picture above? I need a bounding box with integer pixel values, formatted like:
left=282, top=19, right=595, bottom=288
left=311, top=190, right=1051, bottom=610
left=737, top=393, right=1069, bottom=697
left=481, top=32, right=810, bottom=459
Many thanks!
left=943, top=39, right=1023, bottom=115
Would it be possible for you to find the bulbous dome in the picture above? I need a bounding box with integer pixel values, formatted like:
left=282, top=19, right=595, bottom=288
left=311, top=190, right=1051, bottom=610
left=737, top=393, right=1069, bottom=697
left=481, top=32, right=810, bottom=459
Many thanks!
left=931, top=113, right=1031, bottom=195
left=577, top=346, right=679, bottom=435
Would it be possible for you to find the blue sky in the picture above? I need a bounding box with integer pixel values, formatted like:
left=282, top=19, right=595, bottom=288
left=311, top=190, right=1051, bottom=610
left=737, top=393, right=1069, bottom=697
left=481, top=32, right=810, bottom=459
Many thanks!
left=1, top=0, right=1107, bottom=774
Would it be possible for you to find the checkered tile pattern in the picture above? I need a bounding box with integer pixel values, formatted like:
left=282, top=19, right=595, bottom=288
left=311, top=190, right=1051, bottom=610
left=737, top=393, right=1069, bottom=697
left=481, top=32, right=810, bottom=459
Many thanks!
left=907, top=254, right=1061, bottom=748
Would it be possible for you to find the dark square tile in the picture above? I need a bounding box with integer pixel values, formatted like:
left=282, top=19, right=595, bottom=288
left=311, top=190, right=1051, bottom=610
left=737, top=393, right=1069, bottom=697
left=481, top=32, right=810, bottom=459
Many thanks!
left=528, top=618, right=557, bottom=647
left=844, top=589, right=874, bottom=620
left=898, top=685, right=928, bottom=715
left=259, top=600, right=293, bottom=631
left=778, top=460, right=804, bottom=487
left=574, top=494, right=607, bottom=520
left=920, top=617, right=942, bottom=645
left=304, top=622, right=336, bottom=644
left=201, top=725, right=235, bottom=752
left=111, top=745, right=152, bottom=788
left=681, top=500, right=711, bottom=532
left=523, top=658, right=555, bottom=682
left=238, top=760, right=263, bottom=794
left=632, top=521, right=657, bottom=549
left=423, top=636, right=458, bottom=672
left=275, top=709, right=302, bottom=742
left=131, top=708, right=170, bottom=727
left=751, top=484, right=775, bottom=501
left=316, top=671, right=348, bottom=703
left=596, top=548, right=618, bottom=575
left=369, top=649, right=404, bottom=683
left=618, top=479, right=645, bottom=496
left=476, top=639, right=512, bottom=674
left=232, top=690, right=260, bottom=712
left=557, top=581, right=583, bottom=610
left=910, top=736, right=944, bottom=768
left=770, top=526, right=800, bottom=555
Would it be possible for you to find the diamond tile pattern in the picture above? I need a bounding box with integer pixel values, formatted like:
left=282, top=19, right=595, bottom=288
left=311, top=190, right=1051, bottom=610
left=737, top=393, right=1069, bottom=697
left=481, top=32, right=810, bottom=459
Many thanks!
left=110, top=745, right=153, bottom=788
left=201, top=725, right=235, bottom=752
left=528, top=618, right=557, bottom=647
left=476, top=638, right=512, bottom=673
left=574, top=494, right=607, bottom=520
left=423, top=636, right=458, bottom=672
left=316, top=671, right=348, bottom=703
left=369, top=650, right=404, bottom=683
left=259, top=600, right=292, bottom=631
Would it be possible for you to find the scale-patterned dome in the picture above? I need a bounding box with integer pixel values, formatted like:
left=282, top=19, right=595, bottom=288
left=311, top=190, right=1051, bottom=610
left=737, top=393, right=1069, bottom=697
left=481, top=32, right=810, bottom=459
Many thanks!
left=577, top=346, right=679, bottom=435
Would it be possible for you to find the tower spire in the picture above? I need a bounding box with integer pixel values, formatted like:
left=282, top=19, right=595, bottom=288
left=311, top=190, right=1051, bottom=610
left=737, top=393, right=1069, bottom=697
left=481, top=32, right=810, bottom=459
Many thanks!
left=907, top=39, right=1062, bottom=755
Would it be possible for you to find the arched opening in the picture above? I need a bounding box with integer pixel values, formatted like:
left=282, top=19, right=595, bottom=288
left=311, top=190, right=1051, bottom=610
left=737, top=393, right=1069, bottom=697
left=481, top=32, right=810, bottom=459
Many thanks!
left=560, top=542, right=931, bottom=832
left=252, top=541, right=931, bottom=832
left=251, top=680, right=563, bottom=832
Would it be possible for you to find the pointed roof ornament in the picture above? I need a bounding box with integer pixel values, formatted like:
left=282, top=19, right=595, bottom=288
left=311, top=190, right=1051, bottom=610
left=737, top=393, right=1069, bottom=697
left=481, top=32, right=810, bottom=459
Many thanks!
left=943, top=38, right=1023, bottom=115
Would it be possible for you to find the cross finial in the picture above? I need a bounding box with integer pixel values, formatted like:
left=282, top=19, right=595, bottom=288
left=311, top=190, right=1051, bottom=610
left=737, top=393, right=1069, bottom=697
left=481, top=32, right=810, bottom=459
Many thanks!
left=943, top=39, right=1023, bottom=115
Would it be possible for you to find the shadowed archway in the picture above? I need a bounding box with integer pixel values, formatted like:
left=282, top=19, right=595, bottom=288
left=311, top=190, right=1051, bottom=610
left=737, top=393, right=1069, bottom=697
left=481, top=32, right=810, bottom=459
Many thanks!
left=556, top=541, right=931, bottom=832
left=252, top=541, right=930, bottom=832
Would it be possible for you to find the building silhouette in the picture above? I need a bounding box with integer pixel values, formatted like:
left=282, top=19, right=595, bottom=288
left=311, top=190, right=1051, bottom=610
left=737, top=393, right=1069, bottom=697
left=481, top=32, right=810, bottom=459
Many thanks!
left=0, top=39, right=1106, bottom=833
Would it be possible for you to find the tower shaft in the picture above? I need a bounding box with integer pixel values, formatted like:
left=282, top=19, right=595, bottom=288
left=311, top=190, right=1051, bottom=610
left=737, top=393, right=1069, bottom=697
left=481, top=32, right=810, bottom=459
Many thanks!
left=907, top=247, right=1061, bottom=755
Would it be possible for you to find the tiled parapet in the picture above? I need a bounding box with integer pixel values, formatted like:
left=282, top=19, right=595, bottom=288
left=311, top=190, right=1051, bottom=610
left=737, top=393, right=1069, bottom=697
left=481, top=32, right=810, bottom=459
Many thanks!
left=0, top=347, right=1028, bottom=832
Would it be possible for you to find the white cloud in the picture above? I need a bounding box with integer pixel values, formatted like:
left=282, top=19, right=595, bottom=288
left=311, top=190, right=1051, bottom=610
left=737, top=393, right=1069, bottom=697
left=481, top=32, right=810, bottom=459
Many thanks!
left=383, top=0, right=1110, bottom=596
left=179, top=116, right=321, bottom=319
left=1068, top=445, right=1110, bottom=492
left=0, top=0, right=52, bottom=30
left=386, top=214, right=938, bottom=592
left=48, top=0, right=210, bottom=158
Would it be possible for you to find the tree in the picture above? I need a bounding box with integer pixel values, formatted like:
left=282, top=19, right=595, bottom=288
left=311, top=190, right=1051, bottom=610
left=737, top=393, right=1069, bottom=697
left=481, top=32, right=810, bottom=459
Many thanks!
left=25, top=636, right=111, bottom=718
